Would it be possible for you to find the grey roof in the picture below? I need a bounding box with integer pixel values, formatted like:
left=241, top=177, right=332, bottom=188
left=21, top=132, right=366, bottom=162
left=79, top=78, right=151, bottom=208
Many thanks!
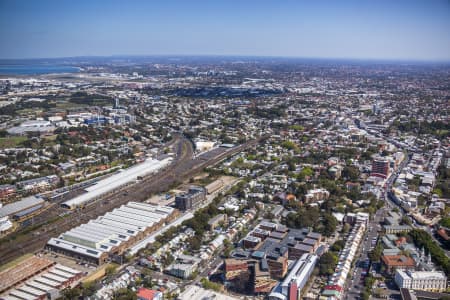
left=0, top=196, right=44, bottom=218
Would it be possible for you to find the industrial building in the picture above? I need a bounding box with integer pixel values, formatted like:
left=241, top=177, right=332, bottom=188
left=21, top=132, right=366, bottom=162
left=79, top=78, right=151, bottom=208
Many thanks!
left=46, top=202, right=177, bottom=265
left=7, top=120, right=56, bottom=135
left=0, top=195, right=46, bottom=221
left=175, top=186, right=206, bottom=211
left=61, top=157, right=172, bottom=210
left=0, top=216, right=13, bottom=233
left=0, top=255, right=83, bottom=300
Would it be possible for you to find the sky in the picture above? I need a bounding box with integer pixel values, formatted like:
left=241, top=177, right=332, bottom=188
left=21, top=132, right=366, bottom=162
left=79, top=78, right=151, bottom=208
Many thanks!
left=0, top=0, right=449, bottom=61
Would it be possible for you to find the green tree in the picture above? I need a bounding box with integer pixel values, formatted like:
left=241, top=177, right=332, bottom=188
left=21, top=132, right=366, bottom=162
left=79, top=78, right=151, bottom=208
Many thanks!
left=318, top=252, right=338, bottom=276
left=368, top=242, right=383, bottom=262
left=342, top=166, right=360, bottom=181
left=321, top=214, right=338, bottom=237
left=61, top=287, right=81, bottom=300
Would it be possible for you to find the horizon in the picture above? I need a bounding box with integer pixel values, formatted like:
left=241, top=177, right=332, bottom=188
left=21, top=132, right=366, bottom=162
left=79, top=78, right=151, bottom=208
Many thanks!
left=1, top=54, right=450, bottom=65
left=1, top=0, right=449, bottom=61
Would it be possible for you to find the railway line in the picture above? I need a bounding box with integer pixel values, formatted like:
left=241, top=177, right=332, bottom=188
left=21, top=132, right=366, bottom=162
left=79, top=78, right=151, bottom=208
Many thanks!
left=0, top=135, right=265, bottom=265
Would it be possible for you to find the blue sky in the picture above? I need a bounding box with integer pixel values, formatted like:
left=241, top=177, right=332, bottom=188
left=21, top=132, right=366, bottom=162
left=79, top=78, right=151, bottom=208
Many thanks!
left=0, top=0, right=449, bottom=61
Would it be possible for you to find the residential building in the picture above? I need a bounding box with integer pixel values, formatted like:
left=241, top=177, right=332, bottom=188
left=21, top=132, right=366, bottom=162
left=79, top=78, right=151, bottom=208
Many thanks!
left=137, top=288, right=163, bottom=300
left=371, top=157, right=390, bottom=179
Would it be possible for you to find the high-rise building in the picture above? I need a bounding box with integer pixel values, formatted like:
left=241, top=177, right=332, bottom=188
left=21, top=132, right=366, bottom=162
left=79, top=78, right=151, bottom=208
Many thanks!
left=371, top=157, right=390, bottom=179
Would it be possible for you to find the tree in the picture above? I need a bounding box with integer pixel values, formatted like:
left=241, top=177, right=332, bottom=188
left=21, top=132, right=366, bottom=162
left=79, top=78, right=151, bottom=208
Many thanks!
left=440, top=217, right=450, bottom=228
left=113, top=288, right=137, bottom=300
left=409, top=229, right=450, bottom=276
left=342, top=166, right=360, bottom=181
left=368, top=242, right=383, bottom=262
left=61, top=287, right=81, bottom=299
left=105, top=264, right=118, bottom=276
left=81, top=281, right=97, bottom=297
left=321, top=214, right=338, bottom=237
left=330, top=240, right=345, bottom=252
left=361, top=290, right=370, bottom=300
left=400, top=215, right=412, bottom=226
left=318, top=252, right=338, bottom=276
left=298, top=166, right=314, bottom=180
left=200, top=278, right=222, bottom=292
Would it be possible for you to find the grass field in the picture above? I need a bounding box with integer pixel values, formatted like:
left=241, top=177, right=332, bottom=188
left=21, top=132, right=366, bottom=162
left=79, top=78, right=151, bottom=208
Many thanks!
left=0, top=136, right=27, bottom=148
left=55, top=101, right=86, bottom=109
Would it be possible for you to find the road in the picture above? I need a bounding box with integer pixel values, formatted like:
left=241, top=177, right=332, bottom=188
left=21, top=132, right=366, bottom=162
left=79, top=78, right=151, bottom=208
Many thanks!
left=344, top=152, right=411, bottom=300
left=383, top=155, right=450, bottom=257
left=345, top=208, right=391, bottom=300
left=346, top=148, right=449, bottom=299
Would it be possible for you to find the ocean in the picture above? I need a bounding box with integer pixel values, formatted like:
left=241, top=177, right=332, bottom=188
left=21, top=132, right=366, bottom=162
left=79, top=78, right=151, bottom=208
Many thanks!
left=0, top=64, right=80, bottom=75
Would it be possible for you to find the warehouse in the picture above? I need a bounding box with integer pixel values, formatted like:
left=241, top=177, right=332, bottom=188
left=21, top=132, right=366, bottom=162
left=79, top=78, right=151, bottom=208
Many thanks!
left=46, top=202, right=176, bottom=265
left=0, top=195, right=46, bottom=220
left=61, top=157, right=172, bottom=209
left=1, top=260, right=83, bottom=300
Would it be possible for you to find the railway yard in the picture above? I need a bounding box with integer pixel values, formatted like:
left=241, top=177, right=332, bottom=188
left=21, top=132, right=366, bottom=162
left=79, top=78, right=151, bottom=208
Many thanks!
left=0, top=134, right=264, bottom=266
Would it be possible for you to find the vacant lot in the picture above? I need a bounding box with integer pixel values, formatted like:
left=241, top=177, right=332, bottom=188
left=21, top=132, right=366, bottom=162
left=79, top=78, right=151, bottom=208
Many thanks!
left=0, top=136, right=27, bottom=148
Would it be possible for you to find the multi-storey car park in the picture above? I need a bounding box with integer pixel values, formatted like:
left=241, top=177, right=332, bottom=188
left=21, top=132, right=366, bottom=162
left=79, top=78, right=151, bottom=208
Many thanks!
left=46, top=202, right=178, bottom=265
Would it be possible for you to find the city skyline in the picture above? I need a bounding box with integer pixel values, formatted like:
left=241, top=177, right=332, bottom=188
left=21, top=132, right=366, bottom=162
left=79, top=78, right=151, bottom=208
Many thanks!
left=1, top=0, right=450, bottom=61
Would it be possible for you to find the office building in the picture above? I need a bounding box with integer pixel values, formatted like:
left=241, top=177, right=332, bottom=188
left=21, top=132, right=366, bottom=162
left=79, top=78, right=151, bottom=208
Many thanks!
left=395, top=270, right=447, bottom=292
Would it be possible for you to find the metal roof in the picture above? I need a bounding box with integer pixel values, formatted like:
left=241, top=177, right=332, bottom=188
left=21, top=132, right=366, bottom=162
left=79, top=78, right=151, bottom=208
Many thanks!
left=0, top=196, right=44, bottom=218
left=102, top=213, right=148, bottom=228
left=17, top=285, right=45, bottom=297
left=91, top=219, right=139, bottom=234
left=54, top=264, right=80, bottom=275
left=47, top=238, right=102, bottom=258
left=61, top=158, right=171, bottom=209
left=80, top=223, right=130, bottom=240
left=107, top=211, right=154, bottom=227
left=41, top=273, right=66, bottom=283
left=9, top=289, right=37, bottom=300
left=13, top=204, right=43, bottom=218
left=120, top=205, right=168, bottom=220
left=26, top=281, right=53, bottom=292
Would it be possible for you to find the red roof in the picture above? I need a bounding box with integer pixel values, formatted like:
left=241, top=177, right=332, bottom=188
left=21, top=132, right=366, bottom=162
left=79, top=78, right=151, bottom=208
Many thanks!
left=137, top=288, right=158, bottom=300
left=289, top=282, right=298, bottom=300
left=324, top=285, right=343, bottom=292
left=437, top=228, right=449, bottom=241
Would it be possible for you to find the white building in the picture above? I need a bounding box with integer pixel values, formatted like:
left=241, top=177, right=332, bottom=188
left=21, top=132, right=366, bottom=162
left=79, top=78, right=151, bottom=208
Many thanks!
left=394, top=270, right=447, bottom=292
left=268, top=253, right=318, bottom=300
left=0, top=216, right=13, bottom=232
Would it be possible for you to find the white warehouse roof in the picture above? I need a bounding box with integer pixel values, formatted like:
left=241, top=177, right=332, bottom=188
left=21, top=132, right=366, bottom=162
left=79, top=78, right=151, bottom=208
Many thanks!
left=61, top=158, right=171, bottom=209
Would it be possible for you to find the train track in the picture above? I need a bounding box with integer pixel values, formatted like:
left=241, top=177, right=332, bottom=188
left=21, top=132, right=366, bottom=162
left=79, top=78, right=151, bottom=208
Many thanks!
left=0, top=136, right=264, bottom=265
